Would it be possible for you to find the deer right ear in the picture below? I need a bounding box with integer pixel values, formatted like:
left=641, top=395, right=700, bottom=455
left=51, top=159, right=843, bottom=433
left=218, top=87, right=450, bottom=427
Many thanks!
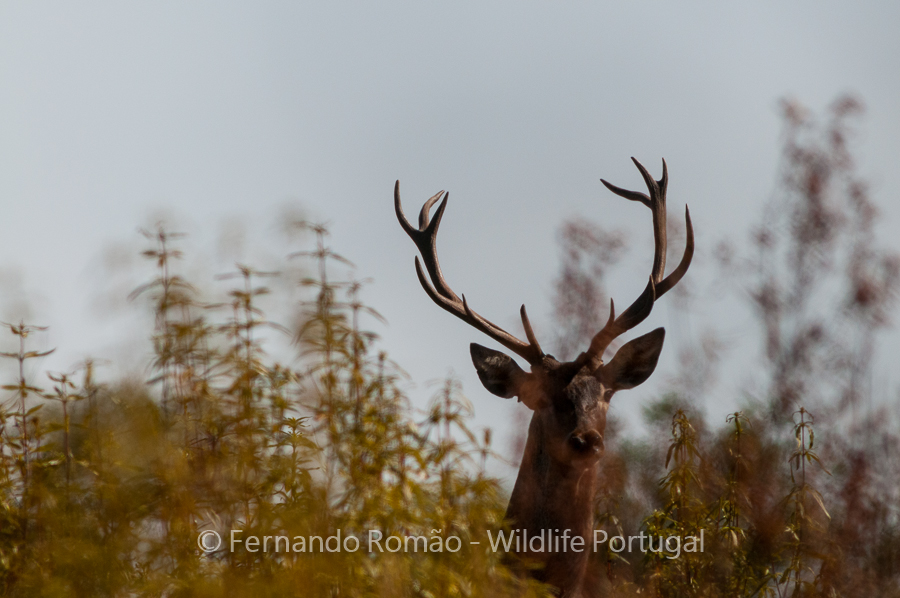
left=599, top=328, right=665, bottom=391
left=470, top=343, right=540, bottom=407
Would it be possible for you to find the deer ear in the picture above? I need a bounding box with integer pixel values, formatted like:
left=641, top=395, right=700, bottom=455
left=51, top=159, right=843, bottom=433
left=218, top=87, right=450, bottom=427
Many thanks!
left=470, top=343, right=539, bottom=406
left=600, top=328, right=665, bottom=391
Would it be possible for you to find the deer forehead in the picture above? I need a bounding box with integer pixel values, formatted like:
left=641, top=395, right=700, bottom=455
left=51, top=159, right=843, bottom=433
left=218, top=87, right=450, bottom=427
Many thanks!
left=552, top=374, right=608, bottom=411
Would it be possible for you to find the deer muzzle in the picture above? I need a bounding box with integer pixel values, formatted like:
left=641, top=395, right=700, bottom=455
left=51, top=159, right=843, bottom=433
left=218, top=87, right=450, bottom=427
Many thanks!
left=567, top=430, right=603, bottom=454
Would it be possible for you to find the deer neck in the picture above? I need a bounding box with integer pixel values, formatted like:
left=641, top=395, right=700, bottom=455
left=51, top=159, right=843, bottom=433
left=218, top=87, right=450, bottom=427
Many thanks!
left=505, top=411, right=599, bottom=594
left=508, top=411, right=599, bottom=531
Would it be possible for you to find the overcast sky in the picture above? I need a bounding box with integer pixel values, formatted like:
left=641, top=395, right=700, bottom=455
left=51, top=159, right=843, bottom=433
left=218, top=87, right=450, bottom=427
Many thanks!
left=2, top=2, right=899, bottom=474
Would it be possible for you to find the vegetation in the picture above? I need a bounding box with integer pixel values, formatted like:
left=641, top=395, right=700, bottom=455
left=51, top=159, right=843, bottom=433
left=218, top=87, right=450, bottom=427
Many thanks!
left=1, top=96, right=898, bottom=597
left=0, top=223, right=543, bottom=597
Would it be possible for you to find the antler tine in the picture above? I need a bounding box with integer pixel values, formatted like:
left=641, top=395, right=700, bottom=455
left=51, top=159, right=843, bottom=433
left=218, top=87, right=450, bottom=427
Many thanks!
left=580, top=278, right=656, bottom=370
left=520, top=305, right=544, bottom=357
left=397, top=181, right=544, bottom=365
left=395, top=181, right=457, bottom=301
left=582, top=158, right=692, bottom=368
left=601, top=158, right=669, bottom=284
left=418, top=191, right=444, bottom=230
left=656, top=205, right=694, bottom=298
left=600, top=179, right=651, bottom=207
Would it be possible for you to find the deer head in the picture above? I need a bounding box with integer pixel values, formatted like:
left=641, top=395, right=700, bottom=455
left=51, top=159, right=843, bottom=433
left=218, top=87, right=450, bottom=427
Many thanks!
left=395, top=158, right=693, bottom=594
left=395, top=158, right=692, bottom=466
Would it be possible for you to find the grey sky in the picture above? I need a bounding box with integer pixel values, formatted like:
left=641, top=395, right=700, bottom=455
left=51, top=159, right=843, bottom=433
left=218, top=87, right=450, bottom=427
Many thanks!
left=2, top=2, right=899, bottom=472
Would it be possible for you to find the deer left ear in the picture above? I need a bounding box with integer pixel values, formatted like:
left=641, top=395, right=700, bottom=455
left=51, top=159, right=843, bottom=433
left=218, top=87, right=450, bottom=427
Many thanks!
left=470, top=343, right=540, bottom=406
left=599, top=328, right=665, bottom=391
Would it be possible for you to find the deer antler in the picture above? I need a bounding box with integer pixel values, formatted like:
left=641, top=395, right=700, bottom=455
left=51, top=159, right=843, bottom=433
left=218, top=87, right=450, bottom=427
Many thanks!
left=579, top=158, right=694, bottom=370
left=395, top=181, right=544, bottom=365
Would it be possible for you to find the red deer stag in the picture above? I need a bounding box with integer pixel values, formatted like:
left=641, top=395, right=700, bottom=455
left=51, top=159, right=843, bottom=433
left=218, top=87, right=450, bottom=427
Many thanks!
left=394, top=158, right=693, bottom=597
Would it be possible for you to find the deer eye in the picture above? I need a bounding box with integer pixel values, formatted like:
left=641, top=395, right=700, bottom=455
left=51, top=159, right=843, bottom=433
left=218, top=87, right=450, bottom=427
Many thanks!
left=603, top=388, right=614, bottom=401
